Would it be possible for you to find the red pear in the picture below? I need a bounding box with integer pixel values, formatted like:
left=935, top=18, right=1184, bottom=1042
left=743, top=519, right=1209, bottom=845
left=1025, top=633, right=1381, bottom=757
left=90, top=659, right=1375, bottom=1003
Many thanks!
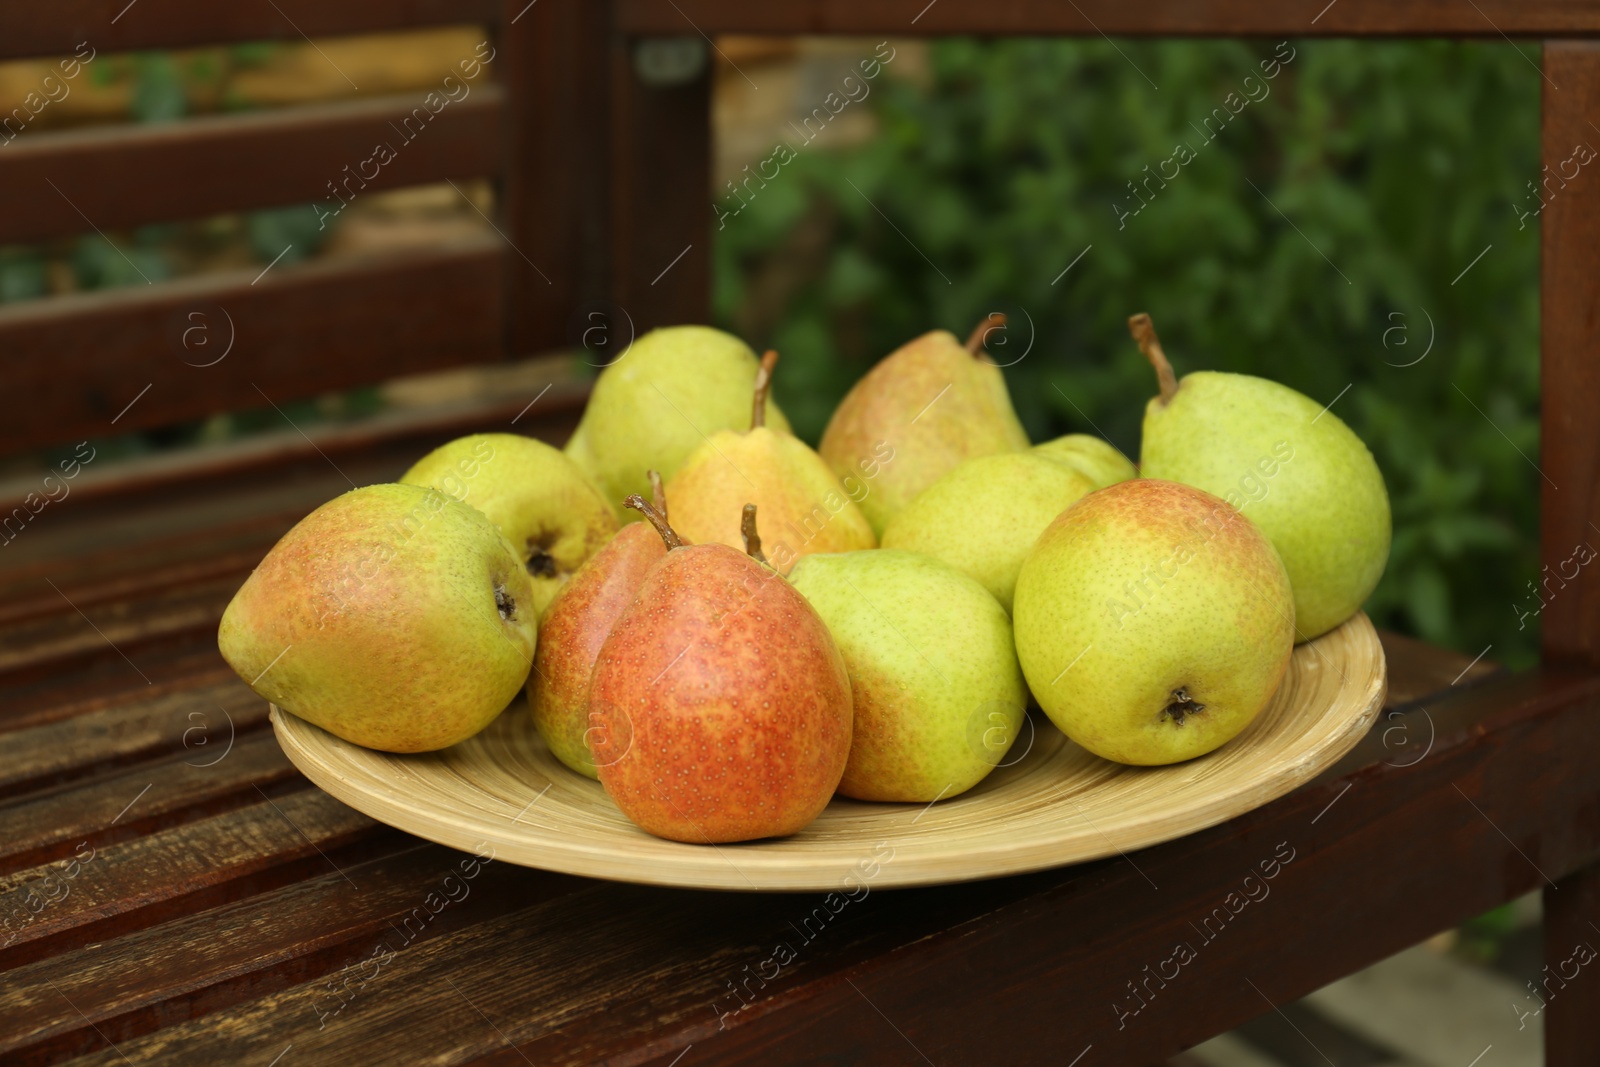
left=589, top=501, right=852, bottom=843
left=529, top=473, right=670, bottom=778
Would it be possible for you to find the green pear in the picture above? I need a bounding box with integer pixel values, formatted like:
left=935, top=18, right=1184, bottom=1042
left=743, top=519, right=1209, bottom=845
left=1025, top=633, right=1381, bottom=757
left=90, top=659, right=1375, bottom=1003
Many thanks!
left=819, top=318, right=1030, bottom=536
left=218, top=484, right=537, bottom=753
left=402, top=433, right=618, bottom=618
left=1130, top=314, right=1391, bottom=640
left=564, top=325, right=790, bottom=515
left=880, top=453, right=1095, bottom=613
left=1033, top=433, right=1137, bottom=488
left=789, top=549, right=1027, bottom=802
left=1013, top=478, right=1295, bottom=765
left=666, top=351, right=875, bottom=572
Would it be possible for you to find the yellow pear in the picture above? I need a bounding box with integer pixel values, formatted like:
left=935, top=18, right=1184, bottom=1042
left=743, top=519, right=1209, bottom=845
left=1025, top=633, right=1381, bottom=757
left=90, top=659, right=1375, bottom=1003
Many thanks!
left=665, top=351, right=875, bottom=573
left=218, top=484, right=536, bottom=753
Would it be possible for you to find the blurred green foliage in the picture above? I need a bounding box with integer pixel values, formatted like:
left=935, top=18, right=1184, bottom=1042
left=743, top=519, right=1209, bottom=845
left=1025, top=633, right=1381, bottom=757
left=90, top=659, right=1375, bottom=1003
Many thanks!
left=715, top=38, right=1543, bottom=667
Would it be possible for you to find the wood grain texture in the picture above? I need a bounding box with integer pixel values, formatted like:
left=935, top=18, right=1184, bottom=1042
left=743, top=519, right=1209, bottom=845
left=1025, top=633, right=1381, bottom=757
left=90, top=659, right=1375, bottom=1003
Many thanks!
left=42, top=667, right=1600, bottom=1066
left=272, top=613, right=1385, bottom=891
left=0, top=731, right=296, bottom=871
left=615, top=0, right=1600, bottom=36
left=0, top=1, right=498, bottom=61
left=1541, top=42, right=1600, bottom=668
left=0, top=237, right=504, bottom=454
left=0, top=845, right=576, bottom=1066
left=0, top=788, right=380, bottom=968
left=0, top=677, right=258, bottom=792
left=0, top=396, right=1580, bottom=1066
left=0, top=89, right=504, bottom=245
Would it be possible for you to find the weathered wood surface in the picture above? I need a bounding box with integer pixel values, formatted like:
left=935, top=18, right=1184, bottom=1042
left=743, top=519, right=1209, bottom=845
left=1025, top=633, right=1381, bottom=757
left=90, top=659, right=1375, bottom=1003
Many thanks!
left=0, top=394, right=1590, bottom=1066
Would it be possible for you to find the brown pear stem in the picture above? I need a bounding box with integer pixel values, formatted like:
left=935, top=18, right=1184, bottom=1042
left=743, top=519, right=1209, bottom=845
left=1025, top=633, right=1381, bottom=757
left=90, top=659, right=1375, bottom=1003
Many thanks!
left=740, top=504, right=768, bottom=565
left=1128, top=312, right=1178, bottom=406
left=751, top=350, right=778, bottom=430
left=647, top=470, right=666, bottom=520
left=965, top=313, right=1005, bottom=356
left=625, top=495, right=686, bottom=550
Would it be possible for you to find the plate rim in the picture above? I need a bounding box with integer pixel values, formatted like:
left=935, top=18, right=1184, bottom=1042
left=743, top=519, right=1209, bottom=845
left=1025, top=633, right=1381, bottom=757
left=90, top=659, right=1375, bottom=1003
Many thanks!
left=271, top=612, right=1387, bottom=892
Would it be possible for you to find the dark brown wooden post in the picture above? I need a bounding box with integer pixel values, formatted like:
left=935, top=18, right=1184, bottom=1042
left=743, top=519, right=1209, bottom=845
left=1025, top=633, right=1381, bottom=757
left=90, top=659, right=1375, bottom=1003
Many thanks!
left=609, top=30, right=713, bottom=331
left=1539, top=40, right=1600, bottom=1067
left=501, top=0, right=614, bottom=357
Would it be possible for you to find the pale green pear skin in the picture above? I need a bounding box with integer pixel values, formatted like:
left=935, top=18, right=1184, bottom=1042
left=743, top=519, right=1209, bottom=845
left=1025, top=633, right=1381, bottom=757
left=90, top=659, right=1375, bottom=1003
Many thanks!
left=881, top=454, right=1095, bottom=613
left=789, top=550, right=1027, bottom=802
left=218, top=484, right=537, bottom=753
left=1012, top=479, right=1295, bottom=766
left=1140, top=371, right=1390, bottom=640
left=402, top=433, right=618, bottom=618
left=819, top=329, right=1031, bottom=536
left=563, top=326, right=790, bottom=515
left=1033, top=434, right=1138, bottom=489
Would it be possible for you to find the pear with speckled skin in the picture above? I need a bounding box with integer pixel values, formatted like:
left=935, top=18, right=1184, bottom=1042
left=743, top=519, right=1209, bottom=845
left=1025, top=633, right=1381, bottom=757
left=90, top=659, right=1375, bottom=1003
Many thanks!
left=1012, top=479, right=1294, bottom=765
left=218, top=484, right=537, bottom=753
left=1130, top=313, right=1390, bottom=640
left=789, top=550, right=1026, bottom=802
left=589, top=501, right=852, bottom=843
left=881, top=453, right=1096, bottom=613
left=665, top=350, right=874, bottom=572
left=1033, top=433, right=1138, bottom=489
left=528, top=474, right=669, bottom=779
left=819, top=318, right=1031, bottom=536
left=564, top=325, right=790, bottom=514
left=402, top=433, right=617, bottom=619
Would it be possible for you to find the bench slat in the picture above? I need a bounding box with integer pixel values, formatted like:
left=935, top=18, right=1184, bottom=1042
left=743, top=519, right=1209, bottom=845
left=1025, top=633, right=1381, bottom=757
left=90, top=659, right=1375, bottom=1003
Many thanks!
left=0, top=844, right=573, bottom=1066
left=616, top=0, right=1600, bottom=36
left=0, top=788, right=386, bottom=968
left=0, top=237, right=505, bottom=454
left=0, top=88, right=504, bottom=245
left=0, top=1, right=499, bottom=62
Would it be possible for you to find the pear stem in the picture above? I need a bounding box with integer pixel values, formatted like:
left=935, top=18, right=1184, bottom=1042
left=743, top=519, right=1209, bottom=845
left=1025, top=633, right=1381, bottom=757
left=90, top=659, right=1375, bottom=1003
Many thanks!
left=740, top=504, right=768, bottom=565
left=647, top=469, right=667, bottom=520
left=1128, top=312, right=1178, bottom=406
left=625, top=495, right=686, bottom=550
left=965, top=313, right=1006, bottom=358
left=751, top=350, right=778, bottom=430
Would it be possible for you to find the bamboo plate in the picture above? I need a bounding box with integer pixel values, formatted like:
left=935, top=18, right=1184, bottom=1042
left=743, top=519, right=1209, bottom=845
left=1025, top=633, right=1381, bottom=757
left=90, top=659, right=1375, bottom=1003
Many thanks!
left=271, top=612, right=1385, bottom=892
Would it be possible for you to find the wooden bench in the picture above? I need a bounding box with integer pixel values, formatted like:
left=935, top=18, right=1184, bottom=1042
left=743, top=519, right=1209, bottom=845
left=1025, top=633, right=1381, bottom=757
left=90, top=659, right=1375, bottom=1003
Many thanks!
left=2, top=2, right=1598, bottom=1064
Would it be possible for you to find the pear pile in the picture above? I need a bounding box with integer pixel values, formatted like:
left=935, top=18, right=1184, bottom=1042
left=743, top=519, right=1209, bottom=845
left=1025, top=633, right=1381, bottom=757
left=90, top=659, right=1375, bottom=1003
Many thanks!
left=219, top=313, right=1390, bottom=845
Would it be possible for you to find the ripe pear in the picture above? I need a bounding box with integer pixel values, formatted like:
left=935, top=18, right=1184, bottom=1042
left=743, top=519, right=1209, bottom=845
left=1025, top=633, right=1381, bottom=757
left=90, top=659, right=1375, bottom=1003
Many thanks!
left=589, top=501, right=852, bottom=843
left=401, top=433, right=618, bottom=618
left=665, top=351, right=874, bottom=573
left=218, top=484, right=537, bottom=753
left=564, top=325, right=790, bottom=513
left=881, top=454, right=1095, bottom=613
left=819, top=317, right=1031, bottom=536
left=1130, top=314, right=1391, bottom=640
left=529, top=473, right=669, bottom=778
left=1013, top=479, right=1295, bottom=765
left=1033, top=433, right=1138, bottom=488
left=788, top=549, right=1027, bottom=802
